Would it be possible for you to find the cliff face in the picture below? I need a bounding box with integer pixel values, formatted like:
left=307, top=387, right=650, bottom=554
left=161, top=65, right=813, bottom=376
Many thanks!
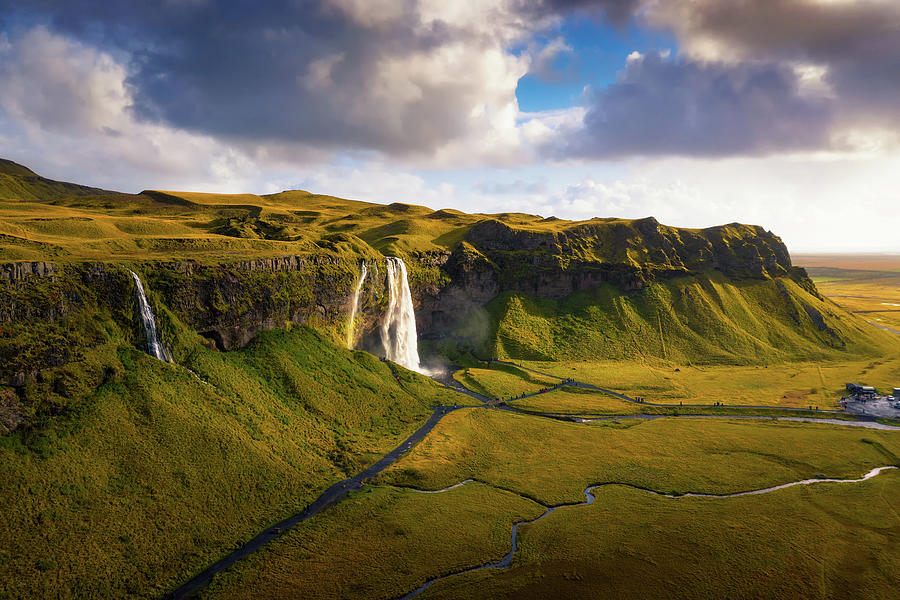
left=0, top=263, right=131, bottom=386
left=0, top=256, right=390, bottom=387
left=145, top=255, right=375, bottom=351
left=411, top=217, right=804, bottom=336
left=0, top=208, right=820, bottom=428
left=0, top=215, right=809, bottom=380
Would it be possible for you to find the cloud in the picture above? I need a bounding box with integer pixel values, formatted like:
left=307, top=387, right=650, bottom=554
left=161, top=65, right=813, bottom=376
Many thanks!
left=540, top=0, right=900, bottom=160
left=522, top=0, right=644, bottom=24
left=474, top=178, right=548, bottom=195
left=553, top=50, right=833, bottom=158
left=4, top=0, right=900, bottom=169
left=642, top=0, right=900, bottom=137
left=0, top=26, right=261, bottom=191
left=0, top=0, right=554, bottom=165
left=529, top=36, right=574, bottom=81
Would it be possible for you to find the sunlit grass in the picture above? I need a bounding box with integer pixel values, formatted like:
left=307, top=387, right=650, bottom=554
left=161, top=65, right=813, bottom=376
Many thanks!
left=381, top=409, right=900, bottom=505
left=425, top=472, right=900, bottom=600
left=204, top=409, right=900, bottom=600
left=0, top=327, right=458, bottom=599
left=202, top=482, right=543, bottom=600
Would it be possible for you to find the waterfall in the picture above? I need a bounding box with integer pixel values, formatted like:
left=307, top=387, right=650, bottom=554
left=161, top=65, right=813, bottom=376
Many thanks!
left=129, top=270, right=167, bottom=361
left=346, top=262, right=368, bottom=349
left=379, top=257, right=422, bottom=373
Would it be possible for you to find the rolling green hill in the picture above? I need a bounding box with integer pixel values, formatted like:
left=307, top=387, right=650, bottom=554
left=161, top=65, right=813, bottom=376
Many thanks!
left=0, top=319, right=457, bottom=598
left=0, top=157, right=894, bottom=376
left=0, top=160, right=898, bottom=599
left=0, top=158, right=804, bottom=272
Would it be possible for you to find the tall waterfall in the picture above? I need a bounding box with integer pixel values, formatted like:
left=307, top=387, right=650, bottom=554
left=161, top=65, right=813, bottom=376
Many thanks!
left=129, top=270, right=167, bottom=361
left=379, top=257, right=422, bottom=373
left=346, top=262, right=368, bottom=349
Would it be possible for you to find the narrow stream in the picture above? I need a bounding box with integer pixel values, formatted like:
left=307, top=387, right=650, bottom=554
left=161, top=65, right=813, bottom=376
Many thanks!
left=396, top=466, right=898, bottom=599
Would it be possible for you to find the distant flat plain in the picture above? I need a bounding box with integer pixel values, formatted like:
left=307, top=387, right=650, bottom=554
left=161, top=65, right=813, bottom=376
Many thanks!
left=796, top=253, right=900, bottom=332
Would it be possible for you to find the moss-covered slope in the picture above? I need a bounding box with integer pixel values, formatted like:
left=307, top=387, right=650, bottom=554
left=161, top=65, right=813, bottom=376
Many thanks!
left=483, top=273, right=893, bottom=364
left=0, top=323, right=456, bottom=599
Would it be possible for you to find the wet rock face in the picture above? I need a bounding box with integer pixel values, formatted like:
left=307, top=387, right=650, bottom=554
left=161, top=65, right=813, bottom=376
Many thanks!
left=0, top=261, right=56, bottom=281
left=146, top=255, right=374, bottom=351
left=0, top=262, right=132, bottom=386
left=0, top=387, right=24, bottom=434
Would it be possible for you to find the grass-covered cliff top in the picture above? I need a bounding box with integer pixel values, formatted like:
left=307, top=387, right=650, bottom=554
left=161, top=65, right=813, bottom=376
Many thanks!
left=0, top=159, right=789, bottom=276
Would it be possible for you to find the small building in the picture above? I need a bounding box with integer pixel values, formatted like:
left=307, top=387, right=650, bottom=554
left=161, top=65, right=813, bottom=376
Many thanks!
left=846, top=383, right=863, bottom=394
left=859, top=386, right=877, bottom=400
left=894, top=388, right=900, bottom=398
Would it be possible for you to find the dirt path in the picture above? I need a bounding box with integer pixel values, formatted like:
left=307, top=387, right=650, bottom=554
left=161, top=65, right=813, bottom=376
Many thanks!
left=492, top=359, right=860, bottom=416
left=569, top=413, right=900, bottom=431
left=866, top=320, right=900, bottom=336
left=161, top=406, right=458, bottom=600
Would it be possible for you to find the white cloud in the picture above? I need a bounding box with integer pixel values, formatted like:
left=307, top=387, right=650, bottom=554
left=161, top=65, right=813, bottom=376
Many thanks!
left=0, top=9, right=895, bottom=254
left=0, top=26, right=260, bottom=191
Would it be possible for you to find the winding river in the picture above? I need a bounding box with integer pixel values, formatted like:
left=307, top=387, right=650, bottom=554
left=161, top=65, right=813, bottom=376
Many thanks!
left=396, top=466, right=899, bottom=599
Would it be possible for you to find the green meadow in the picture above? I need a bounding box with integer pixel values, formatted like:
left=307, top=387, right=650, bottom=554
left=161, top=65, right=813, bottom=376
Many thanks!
left=1, top=159, right=682, bottom=263
left=484, top=273, right=895, bottom=365
left=456, top=354, right=900, bottom=411
left=423, top=473, right=900, bottom=600
left=380, top=409, right=900, bottom=504
left=200, top=482, right=543, bottom=600
left=201, top=409, right=900, bottom=600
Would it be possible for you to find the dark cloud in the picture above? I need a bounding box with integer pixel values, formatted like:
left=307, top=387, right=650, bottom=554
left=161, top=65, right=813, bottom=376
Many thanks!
left=0, top=0, right=650, bottom=160
left=0, top=0, right=528, bottom=157
left=558, top=51, right=832, bottom=158
left=519, top=0, right=642, bottom=24
left=3, top=0, right=899, bottom=162
left=548, top=0, right=900, bottom=159
left=653, top=0, right=897, bottom=58
left=648, top=0, right=900, bottom=129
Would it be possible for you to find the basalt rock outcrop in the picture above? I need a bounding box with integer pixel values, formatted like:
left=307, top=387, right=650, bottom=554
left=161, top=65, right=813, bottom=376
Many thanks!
left=0, top=256, right=391, bottom=390
left=145, top=255, right=386, bottom=351
left=410, top=217, right=807, bottom=336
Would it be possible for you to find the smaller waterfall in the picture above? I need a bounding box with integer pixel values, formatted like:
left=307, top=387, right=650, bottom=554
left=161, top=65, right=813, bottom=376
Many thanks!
left=380, top=257, right=423, bottom=373
left=346, top=262, right=368, bottom=349
left=129, top=270, right=167, bottom=361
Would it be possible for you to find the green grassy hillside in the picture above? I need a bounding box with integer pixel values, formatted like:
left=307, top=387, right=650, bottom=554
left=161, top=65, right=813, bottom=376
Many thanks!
left=484, top=273, right=896, bottom=364
left=1, top=157, right=893, bottom=388
left=0, top=324, right=457, bottom=599
left=0, top=160, right=897, bottom=600
left=203, top=410, right=900, bottom=600
left=0, top=159, right=795, bottom=272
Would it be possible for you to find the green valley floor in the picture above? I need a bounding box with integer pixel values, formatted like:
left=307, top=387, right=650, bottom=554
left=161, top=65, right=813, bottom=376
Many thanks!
left=201, top=407, right=900, bottom=600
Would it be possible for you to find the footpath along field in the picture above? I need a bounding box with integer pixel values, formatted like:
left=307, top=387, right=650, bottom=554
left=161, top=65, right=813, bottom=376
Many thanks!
left=457, top=357, right=900, bottom=411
